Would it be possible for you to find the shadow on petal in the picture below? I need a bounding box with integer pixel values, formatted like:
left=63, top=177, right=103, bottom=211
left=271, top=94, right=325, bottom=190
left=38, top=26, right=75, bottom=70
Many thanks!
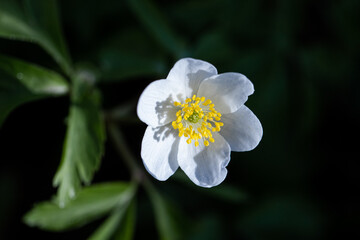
left=154, top=94, right=182, bottom=126
left=150, top=124, right=180, bottom=173
left=185, top=69, right=216, bottom=97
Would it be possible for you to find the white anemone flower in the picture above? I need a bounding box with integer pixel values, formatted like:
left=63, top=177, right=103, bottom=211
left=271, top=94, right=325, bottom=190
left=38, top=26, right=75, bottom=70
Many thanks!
left=137, top=58, right=262, bottom=187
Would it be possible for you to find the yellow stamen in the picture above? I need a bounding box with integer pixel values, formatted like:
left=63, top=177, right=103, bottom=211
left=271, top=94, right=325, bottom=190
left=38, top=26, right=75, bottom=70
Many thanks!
left=171, top=95, right=224, bottom=147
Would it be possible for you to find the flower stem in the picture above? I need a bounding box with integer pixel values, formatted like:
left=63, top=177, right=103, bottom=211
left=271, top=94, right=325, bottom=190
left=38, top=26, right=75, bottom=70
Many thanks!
left=107, top=121, right=144, bottom=183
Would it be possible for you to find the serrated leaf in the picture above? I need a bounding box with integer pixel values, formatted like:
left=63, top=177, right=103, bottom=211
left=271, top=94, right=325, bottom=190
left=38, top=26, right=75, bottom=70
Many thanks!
left=0, top=55, right=69, bottom=95
left=0, top=0, right=71, bottom=74
left=89, top=199, right=136, bottom=240
left=24, top=182, right=135, bottom=231
left=53, top=77, right=106, bottom=206
left=126, top=0, right=186, bottom=58
left=145, top=183, right=180, bottom=240
left=0, top=55, right=69, bottom=127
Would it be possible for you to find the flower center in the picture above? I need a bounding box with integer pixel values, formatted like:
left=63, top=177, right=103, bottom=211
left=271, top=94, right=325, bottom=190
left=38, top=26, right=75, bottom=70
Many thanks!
left=187, top=112, right=200, bottom=123
left=172, top=94, right=223, bottom=147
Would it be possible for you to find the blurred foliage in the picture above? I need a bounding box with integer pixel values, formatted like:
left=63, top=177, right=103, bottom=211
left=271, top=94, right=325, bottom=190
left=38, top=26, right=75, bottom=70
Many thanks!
left=0, top=0, right=71, bottom=74
left=24, top=182, right=136, bottom=231
left=0, top=0, right=359, bottom=239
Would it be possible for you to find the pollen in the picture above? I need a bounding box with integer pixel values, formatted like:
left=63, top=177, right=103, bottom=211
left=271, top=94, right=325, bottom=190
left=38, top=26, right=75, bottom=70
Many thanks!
left=171, top=94, right=223, bottom=147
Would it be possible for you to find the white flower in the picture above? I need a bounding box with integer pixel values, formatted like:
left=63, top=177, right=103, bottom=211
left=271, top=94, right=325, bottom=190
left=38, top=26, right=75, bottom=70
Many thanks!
left=137, top=58, right=263, bottom=187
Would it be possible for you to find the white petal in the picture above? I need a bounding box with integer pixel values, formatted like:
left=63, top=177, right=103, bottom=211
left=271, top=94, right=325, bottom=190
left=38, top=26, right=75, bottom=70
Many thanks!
left=141, top=125, right=179, bottom=180
left=220, top=105, right=263, bottom=152
left=197, top=73, right=254, bottom=114
left=137, top=79, right=185, bottom=127
left=177, top=132, right=231, bottom=187
left=167, top=58, right=218, bottom=98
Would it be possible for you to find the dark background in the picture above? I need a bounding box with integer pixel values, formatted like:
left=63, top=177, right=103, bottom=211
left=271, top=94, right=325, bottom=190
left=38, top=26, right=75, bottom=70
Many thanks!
left=0, top=0, right=359, bottom=239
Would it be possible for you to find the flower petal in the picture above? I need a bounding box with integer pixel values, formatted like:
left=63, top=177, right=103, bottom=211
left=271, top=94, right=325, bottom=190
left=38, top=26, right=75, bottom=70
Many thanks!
left=220, top=105, right=263, bottom=152
left=141, top=125, right=179, bottom=180
left=177, top=132, right=231, bottom=187
left=167, top=58, right=218, bottom=98
left=137, top=79, right=184, bottom=127
left=197, top=73, right=254, bottom=114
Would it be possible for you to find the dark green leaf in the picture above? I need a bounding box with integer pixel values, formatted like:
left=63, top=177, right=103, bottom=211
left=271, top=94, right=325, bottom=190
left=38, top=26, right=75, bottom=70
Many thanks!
left=0, top=55, right=68, bottom=95
left=53, top=76, right=106, bottom=206
left=24, top=182, right=135, bottom=231
left=0, top=71, right=42, bottom=126
left=0, top=0, right=71, bottom=74
left=0, top=55, right=68, bottom=127
left=126, top=0, right=186, bottom=58
left=89, top=199, right=136, bottom=240
left=99, top=50, right=166, bottom=83
left=113, top=200, right=136, bottom=240
left=97, top=29, right=167, bottom=83
left=145, top=183, right=180, bottom=240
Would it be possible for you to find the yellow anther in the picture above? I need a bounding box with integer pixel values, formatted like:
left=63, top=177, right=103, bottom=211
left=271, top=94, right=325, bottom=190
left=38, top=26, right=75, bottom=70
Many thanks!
left=171, top=95, right=223, bottom=147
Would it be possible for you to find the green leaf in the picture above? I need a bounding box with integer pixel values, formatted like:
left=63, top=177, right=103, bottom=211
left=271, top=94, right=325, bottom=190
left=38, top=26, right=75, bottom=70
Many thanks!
left=0, top=55, right=69, bottom=127
left=24, top=182, right=135, bottom=231
left=0, top=55, right=69, bottom=95
left=0, top=71, right=42, bottom=126
left=89, top=199, right=136, bottom=240
left=113, top=200, right=136, bottom=240
left=145, top=183, right=181, bottom=240
left=0, top=0, right=72, bottom=74
left=126, top=0, right=186, bottom=58
left=53, top=76, right=106, bottom=206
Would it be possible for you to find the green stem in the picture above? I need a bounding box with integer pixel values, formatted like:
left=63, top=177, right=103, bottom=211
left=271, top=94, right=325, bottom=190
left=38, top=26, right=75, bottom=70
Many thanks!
left=107, top=121, right=144, bottom=183
left=105, top=101, right=141, bottom=124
